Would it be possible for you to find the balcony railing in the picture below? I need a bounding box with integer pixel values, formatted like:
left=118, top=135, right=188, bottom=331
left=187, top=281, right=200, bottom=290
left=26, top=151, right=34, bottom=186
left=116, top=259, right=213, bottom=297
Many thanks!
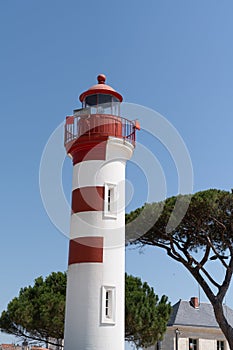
left=64, top=114, right=136, bottom=151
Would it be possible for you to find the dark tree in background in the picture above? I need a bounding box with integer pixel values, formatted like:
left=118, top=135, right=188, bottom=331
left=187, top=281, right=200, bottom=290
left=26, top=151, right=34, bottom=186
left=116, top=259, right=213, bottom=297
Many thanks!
left=0, top=272, right=66, bottom=347
left=126, top=189, right=233, bottom=350
left=125, top=274, right=171, bottom=348
left=0, top=271, right=171, bottom=349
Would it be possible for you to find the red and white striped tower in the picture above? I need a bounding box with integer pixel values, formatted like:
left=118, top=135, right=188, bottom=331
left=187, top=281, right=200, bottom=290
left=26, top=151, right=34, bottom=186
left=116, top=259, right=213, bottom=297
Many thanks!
left=64, top=74, right=139, bottom=350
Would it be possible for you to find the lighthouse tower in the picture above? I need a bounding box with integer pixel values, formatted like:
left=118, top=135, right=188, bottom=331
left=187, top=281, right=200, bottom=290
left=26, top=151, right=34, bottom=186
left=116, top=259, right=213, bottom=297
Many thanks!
left=64, top=74, right=139, bottom=350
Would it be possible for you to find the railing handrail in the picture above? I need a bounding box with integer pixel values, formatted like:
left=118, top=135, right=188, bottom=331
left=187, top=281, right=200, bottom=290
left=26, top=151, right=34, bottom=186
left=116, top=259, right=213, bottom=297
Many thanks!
left=64, top=114, right=136, bottom=149
left=73, top=113, right=133, bottom=123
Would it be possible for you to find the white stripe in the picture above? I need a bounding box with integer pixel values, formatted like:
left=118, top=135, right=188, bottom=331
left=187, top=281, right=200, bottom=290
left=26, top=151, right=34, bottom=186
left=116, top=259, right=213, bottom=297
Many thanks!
left=70, top=211, right=125, bottom=248
left=106, top=137, right=134, bottom=161
left=72, top=159, right=126, bottom=190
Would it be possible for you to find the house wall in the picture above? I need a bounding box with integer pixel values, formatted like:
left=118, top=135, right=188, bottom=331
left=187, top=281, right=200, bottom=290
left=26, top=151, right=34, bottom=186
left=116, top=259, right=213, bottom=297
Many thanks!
left=146, top=326, right=229, bottom=350
left=175, top=337, right=217, bottom=350
left=199, top=339, right=215, bottom=350
left=164, top=326, right=229, bottom=350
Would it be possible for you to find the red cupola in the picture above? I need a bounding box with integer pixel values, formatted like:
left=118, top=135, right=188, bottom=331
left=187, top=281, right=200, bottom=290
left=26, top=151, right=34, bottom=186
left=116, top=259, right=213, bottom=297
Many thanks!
left=64, top=74, right=139, bottom=161
left=79, top=74, right=123, bottom=105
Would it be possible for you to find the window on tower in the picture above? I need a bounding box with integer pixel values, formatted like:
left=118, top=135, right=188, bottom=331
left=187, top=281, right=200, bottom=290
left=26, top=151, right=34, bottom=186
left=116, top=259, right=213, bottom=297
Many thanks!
left=104, top=183, right=117, bottom=218
left=83, top=94, right=120, bottom=116
left=105, top=290, right=111, bottom=318
left=107, top=188, right=111, bottom=212
left=101, top=286, right=116, bottom=324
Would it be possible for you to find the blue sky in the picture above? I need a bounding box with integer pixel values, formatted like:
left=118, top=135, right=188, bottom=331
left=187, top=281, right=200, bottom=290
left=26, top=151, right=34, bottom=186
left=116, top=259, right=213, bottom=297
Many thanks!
left=1, top=0, right=233, bottom=348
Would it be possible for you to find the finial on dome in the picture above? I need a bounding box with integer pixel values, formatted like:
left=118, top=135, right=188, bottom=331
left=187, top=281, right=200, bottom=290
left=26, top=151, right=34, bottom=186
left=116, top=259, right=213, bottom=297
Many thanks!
left=97, top=74, right=106, bottom=84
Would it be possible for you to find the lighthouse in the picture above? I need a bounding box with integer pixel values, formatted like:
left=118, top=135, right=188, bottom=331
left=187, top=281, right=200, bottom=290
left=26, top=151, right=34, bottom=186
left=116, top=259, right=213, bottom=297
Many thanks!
left=64, top=74, right=139, bottom=350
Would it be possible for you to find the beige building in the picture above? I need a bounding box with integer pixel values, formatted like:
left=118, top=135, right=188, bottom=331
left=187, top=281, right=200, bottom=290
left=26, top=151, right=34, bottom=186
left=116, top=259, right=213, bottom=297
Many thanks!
left=0, top=344, right=47, bottom=350
left=0, top=345, right=21, bottom=350
left=147, top=297, right=233, bottom=350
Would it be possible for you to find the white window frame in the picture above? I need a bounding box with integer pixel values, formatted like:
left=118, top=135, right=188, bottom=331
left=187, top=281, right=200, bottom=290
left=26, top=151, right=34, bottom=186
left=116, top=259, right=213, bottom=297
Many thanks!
left=104, top=183, right=117, bottom=218
left=101, top=286, right=116, bottom=324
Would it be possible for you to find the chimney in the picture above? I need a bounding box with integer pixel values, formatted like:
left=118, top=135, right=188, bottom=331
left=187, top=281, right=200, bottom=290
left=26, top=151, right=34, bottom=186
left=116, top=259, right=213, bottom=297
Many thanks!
left=190, top=297, right=199, bottom=309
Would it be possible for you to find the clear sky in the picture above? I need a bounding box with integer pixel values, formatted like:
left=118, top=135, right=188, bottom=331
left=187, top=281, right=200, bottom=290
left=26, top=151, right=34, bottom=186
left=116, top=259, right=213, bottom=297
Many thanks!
left=1, top=0, right=233, bottom=348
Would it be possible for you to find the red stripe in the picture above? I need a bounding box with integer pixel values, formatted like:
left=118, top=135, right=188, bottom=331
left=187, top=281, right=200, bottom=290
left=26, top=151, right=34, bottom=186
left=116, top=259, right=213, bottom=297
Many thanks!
left=72, top=140, right=107, bottom=165
left=68, top=237, right=103, bottom=264
left=72, top=186, right=104, bottom=213
left=65, top=138, right=107, bottom=165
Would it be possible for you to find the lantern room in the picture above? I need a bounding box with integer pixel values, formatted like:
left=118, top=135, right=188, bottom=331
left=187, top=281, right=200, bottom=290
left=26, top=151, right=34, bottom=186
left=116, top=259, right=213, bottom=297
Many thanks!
left=79, top=74, right=123, bottom=116
left=64, top=74, right=139, bottom=156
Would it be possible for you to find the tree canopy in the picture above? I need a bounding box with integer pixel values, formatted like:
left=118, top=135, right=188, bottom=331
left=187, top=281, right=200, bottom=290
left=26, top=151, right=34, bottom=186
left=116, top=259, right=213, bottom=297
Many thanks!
left=125, top=274, right=171, bottom=348
left=0, top=272, right=66, bottom=346
left=0, top=271, right=171, bottom=349
left=126, top=189, right=233, bottom=349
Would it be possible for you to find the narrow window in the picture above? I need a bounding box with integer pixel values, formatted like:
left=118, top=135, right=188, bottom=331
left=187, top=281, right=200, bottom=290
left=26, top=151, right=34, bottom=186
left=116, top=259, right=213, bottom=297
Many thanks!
left=217, top=341, right=224, bottom=350
left=189, top=339, right=198, bottom=350
left=105, top=290, right=109, bottom=316
left=101, top=286, right=116, bottom=324
left=107, top=188, right=111, bottom=212
left=104, top=183, right=117, bottom=218
left=105, top=290, right=112, bottom=318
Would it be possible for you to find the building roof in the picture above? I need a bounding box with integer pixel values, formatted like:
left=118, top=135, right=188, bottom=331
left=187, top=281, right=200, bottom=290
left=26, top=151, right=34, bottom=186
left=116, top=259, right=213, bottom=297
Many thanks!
left=168, top=298, right=233, bottom=328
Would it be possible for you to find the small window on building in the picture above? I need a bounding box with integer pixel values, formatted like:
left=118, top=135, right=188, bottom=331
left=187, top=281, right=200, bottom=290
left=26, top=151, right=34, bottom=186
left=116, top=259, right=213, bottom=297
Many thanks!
left=104, top=183, right=117, bottom=218
left=217, top=340, right=224, bottom=350
left=101, top=286, right=116, bottom=324
left=189, top=339, right=198, bottom=350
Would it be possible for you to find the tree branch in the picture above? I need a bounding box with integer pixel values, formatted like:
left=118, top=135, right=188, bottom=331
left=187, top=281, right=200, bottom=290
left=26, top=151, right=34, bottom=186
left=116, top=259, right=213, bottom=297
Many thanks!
left=171, top=238, right=221, bottom=289
left=206, top=236, right=228, bottom=269
left=217, top=246, right=233, bottom=303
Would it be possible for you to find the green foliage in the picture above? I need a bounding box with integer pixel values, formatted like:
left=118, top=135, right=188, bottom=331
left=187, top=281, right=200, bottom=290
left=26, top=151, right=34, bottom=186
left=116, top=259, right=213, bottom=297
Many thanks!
left=125, top=274, right=171, bottom=349
left=0, top=272, right=66, bottom=343
left=127, top=189, right=233, bottom=253
left=0, top=272, right=171, bottom=349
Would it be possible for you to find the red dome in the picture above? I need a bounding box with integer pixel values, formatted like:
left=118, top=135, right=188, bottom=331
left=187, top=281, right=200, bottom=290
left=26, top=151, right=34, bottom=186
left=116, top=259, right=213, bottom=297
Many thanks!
left=79, top=74, right=123, bottom=102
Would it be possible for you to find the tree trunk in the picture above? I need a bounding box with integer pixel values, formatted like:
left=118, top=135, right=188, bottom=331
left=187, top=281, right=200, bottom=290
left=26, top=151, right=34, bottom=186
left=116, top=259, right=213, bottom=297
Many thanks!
left=212, top=300, right=233, bottom=350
